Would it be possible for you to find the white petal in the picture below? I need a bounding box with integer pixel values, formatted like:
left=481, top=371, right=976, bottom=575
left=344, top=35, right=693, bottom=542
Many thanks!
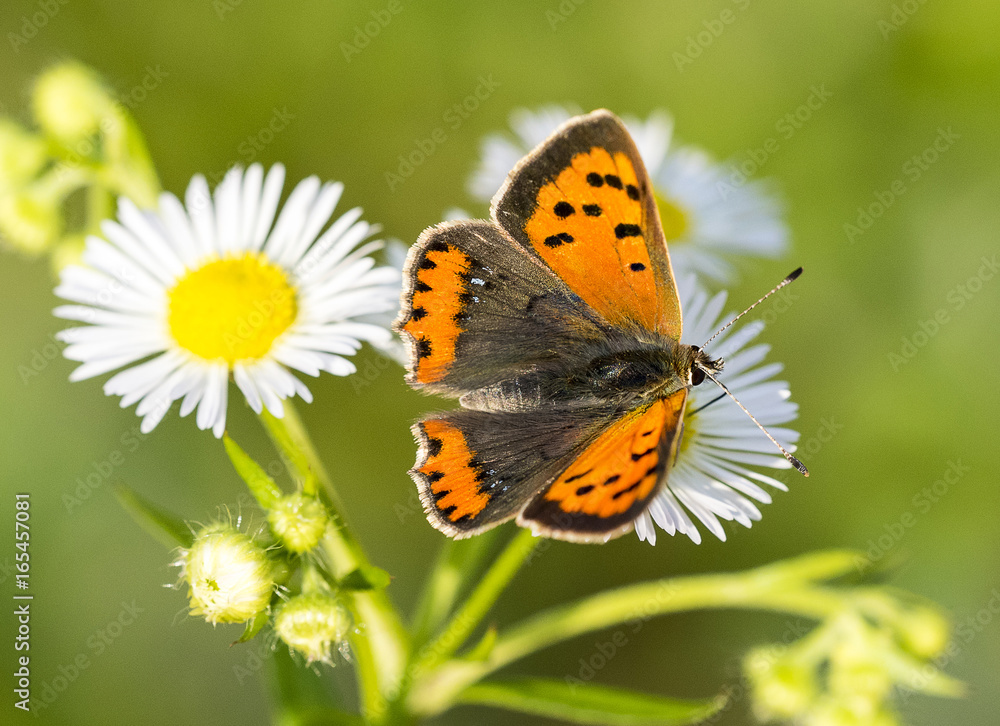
left=116, top=198, right=185, bottom=280
left=214, top=166, right=244, bottom=254
left=250, top=164, right=286, bottom=250
left=157, top=192, right=201, bottom=266
left=185, top=174, right=217, bottom=259
left=264, top=175, right=320, bottom=263
left=233, top=362, right=263, bottom=414
left=281, top=181, right=344, bottom=267
left=238, top=164, right=264, bottom=250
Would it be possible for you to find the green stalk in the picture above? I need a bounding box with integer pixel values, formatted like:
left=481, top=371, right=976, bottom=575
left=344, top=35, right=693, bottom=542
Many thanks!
left=407, top=529, right=539, bottom=681
left=411, top=530, right=499, bottom=648
left=258, top=405, right=409, bottom=723
left=407, top=550, right=860, bottom=716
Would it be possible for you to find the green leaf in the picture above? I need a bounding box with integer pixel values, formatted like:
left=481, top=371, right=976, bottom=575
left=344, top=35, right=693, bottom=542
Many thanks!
left=412, top=530, right=500, bottom=646
left=463, top=625, right=497, bottom=662
left=457, top=678, right=726, bottom=725
left=114, top=484, right=192, bottom=548
left=224, top=434, right=283, bottom=509
left=236, top=610, right=270, bottom=644
left=339, top=565, right=392, bottom=591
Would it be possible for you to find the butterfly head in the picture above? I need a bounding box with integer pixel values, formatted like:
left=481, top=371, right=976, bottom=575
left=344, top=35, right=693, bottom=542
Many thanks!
left=689, top=346, right=723, bottom=387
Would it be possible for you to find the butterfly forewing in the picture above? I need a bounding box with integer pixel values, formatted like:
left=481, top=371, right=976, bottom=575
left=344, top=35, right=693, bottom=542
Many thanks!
left=493, top=110, right=682, bottom=339
left=395, top=220, right=607, bottom=397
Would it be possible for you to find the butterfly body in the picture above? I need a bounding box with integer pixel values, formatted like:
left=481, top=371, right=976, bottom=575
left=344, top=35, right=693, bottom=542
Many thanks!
left=396, top=110, right=725, bottom=543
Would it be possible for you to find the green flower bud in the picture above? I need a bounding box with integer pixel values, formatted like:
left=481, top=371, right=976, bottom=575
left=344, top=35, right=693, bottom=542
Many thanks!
left=828, top=655, right=892, bottom=709
left=745, top=646, right=817, bottom=720
left=892, top=605, right=951, bottom=660
left=268, top=493, right=328, bottom=554
left=0, top=120, right=47, bottom=192
left=274, top=593, right=350, bottom=665
left=181, top=523, right=275, bottom=625
left=802, top=698, right=900, bottom=726
left=33, top=63, right=113, bottom=143
left=0, top=188, right=62, bottom=255
left=802, top=698, right=864, bottom=726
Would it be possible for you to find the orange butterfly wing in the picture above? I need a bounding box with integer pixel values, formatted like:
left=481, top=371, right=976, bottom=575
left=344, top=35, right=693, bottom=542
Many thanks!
left=494, top=109, right=683, bottom=339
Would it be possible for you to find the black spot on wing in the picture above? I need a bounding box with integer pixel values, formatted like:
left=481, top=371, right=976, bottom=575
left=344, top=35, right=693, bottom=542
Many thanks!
left=612, top=481, right=641, bottom=499
left=554, top=201, right=575, bottom=218
left=544, top=232, right=575, bottom=248
left=615, top=224, right=642, bottom=239
left=631, top=445, right=656, bottom=462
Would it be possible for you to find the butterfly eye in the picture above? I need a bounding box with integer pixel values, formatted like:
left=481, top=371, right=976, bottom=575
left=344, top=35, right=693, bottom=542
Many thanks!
left=691, top=367, right=706, bottom=386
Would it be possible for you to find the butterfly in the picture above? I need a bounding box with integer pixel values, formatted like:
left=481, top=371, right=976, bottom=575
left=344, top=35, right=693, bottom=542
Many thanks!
left=394, top=109, right=805, bottom=543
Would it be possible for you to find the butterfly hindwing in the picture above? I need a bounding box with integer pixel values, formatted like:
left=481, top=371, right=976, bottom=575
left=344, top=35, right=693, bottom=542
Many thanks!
left=518, top=389, right=688, bottom=542
left=412, top=406, right=619, bottom=538
left=493, top=109, right=682, bottom=339
left=395, top=219, right=609, bottom=397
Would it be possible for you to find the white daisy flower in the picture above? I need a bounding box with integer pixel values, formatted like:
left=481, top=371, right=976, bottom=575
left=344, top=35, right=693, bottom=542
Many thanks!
left=633, top=276, right=801, bottom=546
left=468, top=105, right=788, bottom=283
left=54, top=163, right=400, bottom=437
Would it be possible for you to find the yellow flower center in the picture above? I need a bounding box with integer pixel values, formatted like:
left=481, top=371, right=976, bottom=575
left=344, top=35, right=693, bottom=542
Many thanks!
left=678, top=409, right=698, bottom=458
left=168, top=252, right=297, bottom=364
left=655, top=192, right=690, bottom=242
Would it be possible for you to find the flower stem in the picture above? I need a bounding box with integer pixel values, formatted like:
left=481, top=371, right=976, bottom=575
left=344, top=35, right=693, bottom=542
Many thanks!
left=407, top=550, right=860, bottom=716
left=410, top=530, right=500, bottom=648
left=258, top=404, right=409, bottom=723
left=409, top=528, right=539, bottom=679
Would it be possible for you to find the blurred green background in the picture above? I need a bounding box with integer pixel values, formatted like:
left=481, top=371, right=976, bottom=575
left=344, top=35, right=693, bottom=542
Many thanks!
left=1, top=0, right=998, bottom=723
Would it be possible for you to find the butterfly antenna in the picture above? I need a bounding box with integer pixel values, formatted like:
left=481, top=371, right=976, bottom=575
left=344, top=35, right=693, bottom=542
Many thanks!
left=700, top=267, right=803, bottom=349
left=696, top=366, right=809, bottom=477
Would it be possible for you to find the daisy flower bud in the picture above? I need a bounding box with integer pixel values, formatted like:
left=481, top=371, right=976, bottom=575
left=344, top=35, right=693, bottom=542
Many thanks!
left=0, top=120, right=47, bottom=192
left=32, top=63, right=112, bottom=143
left=744, top=646, right=817, bottom=720
left=274, top=592, right=350, bottom=665
left=892, top=604, right=951, bottom=660
left=0, top=186, right=62, bottom=254
left=268, top=493, right=328, bottom=554
left=180, top=523, right=275, bottom=625
left=802, top=699, right=900, bottom=726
